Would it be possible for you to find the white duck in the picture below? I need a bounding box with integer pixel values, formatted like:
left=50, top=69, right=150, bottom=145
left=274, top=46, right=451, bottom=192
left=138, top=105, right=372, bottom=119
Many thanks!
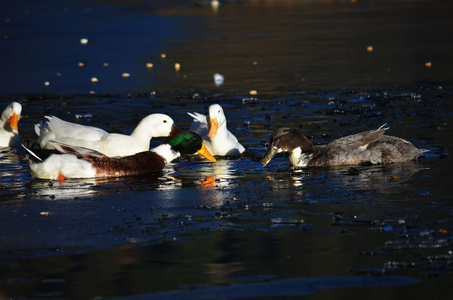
left=35, top=113, right=180, bottom=157
left=188, top=104, right=245, bottom=157
left=0, top=102, right=22, bottom=147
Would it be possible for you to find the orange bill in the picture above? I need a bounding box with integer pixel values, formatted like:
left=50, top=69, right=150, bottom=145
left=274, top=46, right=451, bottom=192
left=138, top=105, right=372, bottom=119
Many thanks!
left=169, top=125, right=181, bottom=136
left=197, top=142, right=216, bottom=162
left=9, top=112, right=19, bottom=130
left=207, top=117, right=218, bottom=138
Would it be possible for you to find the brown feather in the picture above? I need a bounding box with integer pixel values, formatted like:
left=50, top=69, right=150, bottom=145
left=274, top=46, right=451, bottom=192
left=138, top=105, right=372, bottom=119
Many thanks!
left=90, top=151, right=167, bottom=177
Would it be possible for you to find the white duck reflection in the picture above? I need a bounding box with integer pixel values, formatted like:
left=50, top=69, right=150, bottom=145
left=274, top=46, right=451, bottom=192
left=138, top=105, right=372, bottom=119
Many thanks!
left=27, top=172, right=169, bottom=200
left=0, top=148, right=29, bottom=193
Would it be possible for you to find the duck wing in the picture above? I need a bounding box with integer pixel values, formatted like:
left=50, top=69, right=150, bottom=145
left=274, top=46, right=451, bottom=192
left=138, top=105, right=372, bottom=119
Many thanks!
left=35, top=116, right=108, bottom=142
left=49, top=141, right=107, bottom=160
left=367, top=135, right=428, bottom=163
left=328, top=124, right=388, bottom=150
left=311, top=124, right=427, bottom=166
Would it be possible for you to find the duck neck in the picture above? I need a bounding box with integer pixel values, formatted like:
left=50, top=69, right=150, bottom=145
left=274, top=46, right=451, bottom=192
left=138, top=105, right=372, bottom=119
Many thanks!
left=151, top=144, right=180, bottom=165
left=130, top=120, right=151, bottom=139
left=289, top=147, right=313, bottom=167
left=211, top=121, right=228, bottom=140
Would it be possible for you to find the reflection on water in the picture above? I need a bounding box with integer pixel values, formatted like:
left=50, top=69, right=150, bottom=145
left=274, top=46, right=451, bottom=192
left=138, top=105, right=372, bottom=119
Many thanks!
left=0, top=148, right=29, bottom=199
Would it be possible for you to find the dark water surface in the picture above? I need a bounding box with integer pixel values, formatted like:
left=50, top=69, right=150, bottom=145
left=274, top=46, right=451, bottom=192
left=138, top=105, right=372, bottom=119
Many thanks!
left=1, top=0, right=453, bottom=299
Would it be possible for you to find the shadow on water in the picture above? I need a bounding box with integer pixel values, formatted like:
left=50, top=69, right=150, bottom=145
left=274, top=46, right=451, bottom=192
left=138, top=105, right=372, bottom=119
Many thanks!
left=1, top=0, right=453, bottom=299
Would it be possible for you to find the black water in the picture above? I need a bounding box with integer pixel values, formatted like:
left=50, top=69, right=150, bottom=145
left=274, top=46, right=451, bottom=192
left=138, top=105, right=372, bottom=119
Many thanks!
left=1, top=0, right=452, bottom=299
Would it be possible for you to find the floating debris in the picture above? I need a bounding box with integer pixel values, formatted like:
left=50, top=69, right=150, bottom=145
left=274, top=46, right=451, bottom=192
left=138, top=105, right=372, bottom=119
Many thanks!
left=44, top=81, right=50, bottom=86
left=78, top=62, right=84, bottom=67
left=425, top=61, right=432, bottom=68
left=146, top=62, right=153, bottom=68
left=125, top=237, right=146, bottom=243
left=90, top=77, right=98, bottom=83
left=249, top=90, right=258, bottom=95
left=103, top=62, right=109, bottom=67
left=271, top=218, right=304, bottom=225
left=211, top=0, right=220, bottom=10
left=80, top=38, right=88, bottom=45
left=214, top=73, right=224, bottom=86
left=40, top=212, right=52, bottom=216
left=366, top=45, right=373, bottom=52
left=160, top=53, right=166, bottom=59
left=174, top=63, right=181, bottom=71
left=122, top=73, right=130, bottom=78
left=75, top=114, right=93, bottom=119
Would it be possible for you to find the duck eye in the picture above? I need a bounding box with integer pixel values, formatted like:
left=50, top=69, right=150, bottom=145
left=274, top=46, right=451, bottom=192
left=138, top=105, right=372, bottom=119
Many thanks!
left=163, top=120, right=167, bottom=123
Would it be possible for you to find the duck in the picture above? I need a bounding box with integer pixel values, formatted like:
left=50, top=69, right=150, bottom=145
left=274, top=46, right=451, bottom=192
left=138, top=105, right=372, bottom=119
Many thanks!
left=34, top=113, right=180, bottom=157
left=261, top=124, right=428, bottom=167
left=187, top=104, right=245, bottom=157
left=0, top=102, right=22, bottom=147
left=23, top=132, right=216, bottom=180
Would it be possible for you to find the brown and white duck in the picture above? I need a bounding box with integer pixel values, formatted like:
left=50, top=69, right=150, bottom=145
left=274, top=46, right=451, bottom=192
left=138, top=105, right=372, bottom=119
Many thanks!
left=261, top=124, right=428, bottom=167
left=24, top=132, right=216, bottom=181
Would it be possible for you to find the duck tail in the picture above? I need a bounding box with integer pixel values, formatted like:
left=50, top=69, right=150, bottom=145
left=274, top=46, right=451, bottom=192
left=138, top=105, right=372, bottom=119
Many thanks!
left=187, top=112, right=206, bottom=123
left=34, top=116, right=52, bottom=137
left=22, top=142, right=43, bottom=162
left=378, top=123, right=389, bottom=131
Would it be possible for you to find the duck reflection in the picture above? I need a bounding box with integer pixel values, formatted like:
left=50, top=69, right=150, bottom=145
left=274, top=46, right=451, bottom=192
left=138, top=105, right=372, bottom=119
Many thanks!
left=26, top=172, right=168, bottom=200
left=0, top=148, right=29, bottom=194
left=161, top=158, right=240, bottom=207
left=327, top=161, right=429, bottom=191
left=265, top=161, right=427, bottom=195
left=197, top=159, right=237, bottom=189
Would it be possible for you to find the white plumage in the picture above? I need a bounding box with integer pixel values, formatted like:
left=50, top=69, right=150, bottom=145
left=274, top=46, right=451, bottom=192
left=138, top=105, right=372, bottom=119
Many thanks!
left=34, top=113, right=179, bottom=157
left=188, top=104, right=245, bottom=157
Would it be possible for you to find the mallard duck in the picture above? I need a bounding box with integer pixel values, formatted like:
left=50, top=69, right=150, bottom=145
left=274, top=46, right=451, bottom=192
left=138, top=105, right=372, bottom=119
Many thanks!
left=0, top=102, right=22, bottom=147
left=34, top=114, right=180, bottom=156
left=188, top=104, right=245, bottom=157
left=261, top=125, right=428, bottom=167
left=24, top=132, right=216, bottom=180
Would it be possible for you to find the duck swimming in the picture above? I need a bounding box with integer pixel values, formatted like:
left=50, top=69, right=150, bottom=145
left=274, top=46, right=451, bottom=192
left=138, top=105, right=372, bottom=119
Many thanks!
left=261, top=124, right=428, bottom=167
left=188, top=104, right=245, bottom=157
left=0, top=102, right=22, bottom=147
left=34, top=114, right=180, bottom=157
left=24, top=132, right=216, bottom=180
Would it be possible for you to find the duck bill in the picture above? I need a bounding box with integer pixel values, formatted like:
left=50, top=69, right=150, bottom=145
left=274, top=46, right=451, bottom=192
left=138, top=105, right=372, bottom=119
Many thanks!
left=261, top=146, right=278, bottom=166
left=169, top=125, right=181, bottom=136
left=207, top=117, right=218, bottom=138
left=197, top=142, right=216, bottom=162
left=9, top=112, right=20, bottom=130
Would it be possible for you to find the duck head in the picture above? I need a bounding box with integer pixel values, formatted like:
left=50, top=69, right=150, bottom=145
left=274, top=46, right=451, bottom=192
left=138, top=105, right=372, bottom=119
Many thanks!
left=207, top=104, right=226, bottom=138
left=2, top=102, right=21, bottom=131
left=166, top=132, right=216, bottom=162
left=261, top=127, right=314, bottom=167
left=133, top=113, right=181, bottom=138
